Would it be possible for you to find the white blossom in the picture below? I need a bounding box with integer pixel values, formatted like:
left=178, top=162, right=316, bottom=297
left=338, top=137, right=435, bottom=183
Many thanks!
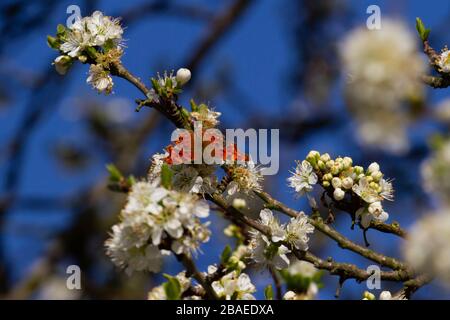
left=437, top=49, right=450, bottom=73
left=379, top=178, right=394, bottom=201
left=421, top=140, right=450, bottom=205
left=258, top=209, right=286, bottom=242
left=212, top=271, right=256, bottom=300
left=87, top=64, right=113, bottom=94
left=227, top=161, right=263, bottom=195
left=356, top=201, right=389, bottom=228
left=250, top=232, right=290, bottom=270
left=60, top=11, right=123, bottom=58
left=285, top=213, right=314, bottom=251
left=340, top=19, right=426, bottom=153
left=352, top=177, right=381, bottom=203
left=105, top=223, right=165, bottom=275
left=191, top=107, right=221, bottom=128
left=288, top=160, right=318, bottom=195
left=403, top=210, right=450, bottom=286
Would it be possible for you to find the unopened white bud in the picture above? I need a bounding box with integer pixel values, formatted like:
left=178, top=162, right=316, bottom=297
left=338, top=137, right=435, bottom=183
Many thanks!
left=331, top=177, right=342, bottom=189
left=333, top=188, right=345, bottom=201
left=379, top=291, right=392, bottom=300
left=176, top=68, right=191, bottom=86
left=367, top=162, right=380, bottom=174
left=283, top=291, right=297, bottom=300
left=232, top=198, right=247, bottom=210
left=342, top=177, right=353, bottom=189
left=53, top=55, right=72, bottom=75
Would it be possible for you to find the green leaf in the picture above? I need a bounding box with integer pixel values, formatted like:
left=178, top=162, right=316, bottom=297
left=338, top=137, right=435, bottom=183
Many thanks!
left=220, top=245, right=232, bottom=263
left=127, top=175, right=136, bottom=186
left=162, top=274, right=181, bottom=300
left=416, top=17, right=430, bottom=41
left=57, top=24, right=66, bottom=35
left=190, top=99, right=198, bottom=112
left=103, top=39, right=115, bottom=52
left=161, top=163, right=173, bottom=189
left=106, top=163, right=123, bottom=182
left=47, top=35, right=59, bottom=49
left=264, top=285, right=274, bottom=300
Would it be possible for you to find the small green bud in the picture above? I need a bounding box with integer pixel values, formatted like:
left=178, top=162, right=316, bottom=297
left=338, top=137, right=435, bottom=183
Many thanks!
left=326, top=160, right=335, bottom=169
left=363, top=291, right=376, bottom=300
left=317, top=160, right=326, bottom=171
left=371, top=171, right=383, bottom=182
left=322, top=181, right=330, bottom=188
left=343, top=157, right=353, bottom=169
left=354, top=166, right=364, bottom=175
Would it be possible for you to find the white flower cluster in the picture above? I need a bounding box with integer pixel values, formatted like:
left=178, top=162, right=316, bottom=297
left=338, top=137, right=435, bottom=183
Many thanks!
left=249, top=209, right=314, bottom=270
left=421, top=139, right=450, bottom=205
left=60, top=11, right=123, bottom=58
left=437, top=49, right=450, bottom=74
left=105, top=179, right=210, bottom=275
left=340, top=19, right=427, bottom=153
left=212, top=271, right=256, bottom=300
left=403, top=209, right=450, bottom=286
left=290, top=151, right=393, bottom=228
left=50, top=11, right=124, bottom=93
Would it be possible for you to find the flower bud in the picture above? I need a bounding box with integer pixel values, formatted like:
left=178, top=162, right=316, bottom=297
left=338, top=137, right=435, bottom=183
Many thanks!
left=306, top=150, right=320, bottom=166
left=283, top=291, right=297, bottom=300
left=320, top=153, right=331, bottom=163
left=176, top=68, right=191, bottom=86
left=322, top=181, right=330, bottom=188
left=342, top=177, right=353, bottom=189
left=367, top=162, right=380, bottom=174
left=333, top=188, right=345, bottom=201
left=354, top=166, right=364, bottom=175
left=317, top=160, right=326, bottom=171
left=326, top=160, right=335, bottom=169
left=53, top=55, right=72, bottom=75
left=323, top=173, right=333, bottom=181
left=371, top=171, right=383, bottom=182
left=379, top=291, right=392, bottom=300
left=363, top=291, right=376, bottom=300
left=232, top=198, right=247, bottom=210
left=331, top=177, right=342, bottom=189
left=343, top=157, right=353, bottom=169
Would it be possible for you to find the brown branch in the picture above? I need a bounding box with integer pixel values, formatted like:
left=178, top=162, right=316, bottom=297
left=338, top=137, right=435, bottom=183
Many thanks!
left=268, top=266, right=282, bottom=300
left=176, top=253, right=219, bottom=300
left=208, top=192, right=415, bottom=286
left=421, top=74, right=450, bottom=88
left=255, top=191, right=408, bottom=271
